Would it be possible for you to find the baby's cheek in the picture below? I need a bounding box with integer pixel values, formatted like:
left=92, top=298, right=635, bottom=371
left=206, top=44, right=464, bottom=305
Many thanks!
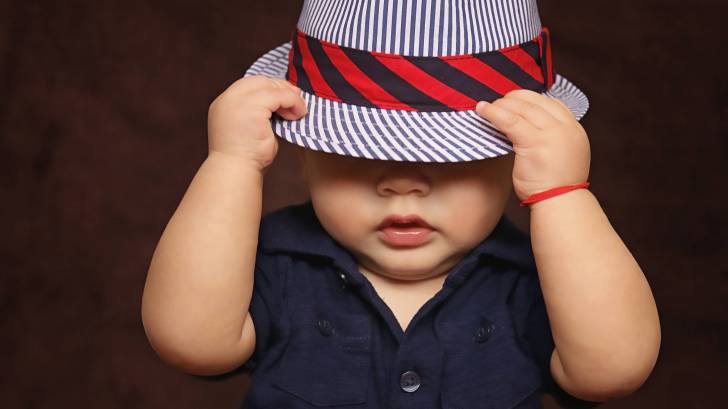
left=311, top=194, right=368, bottom=241
left=442, top=187, right=505, bottom=239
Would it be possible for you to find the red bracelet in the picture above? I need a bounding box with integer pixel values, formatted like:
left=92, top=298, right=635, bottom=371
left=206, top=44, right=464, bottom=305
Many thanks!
left=520, top=181, right=591, bottom=207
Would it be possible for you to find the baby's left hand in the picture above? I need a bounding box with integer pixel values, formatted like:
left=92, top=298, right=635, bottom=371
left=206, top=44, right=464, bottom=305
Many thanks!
left=475, top=90, right=591, bottom=202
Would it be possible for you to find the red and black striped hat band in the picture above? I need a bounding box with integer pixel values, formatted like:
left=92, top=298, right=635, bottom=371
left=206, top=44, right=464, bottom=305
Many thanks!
left=286, top=27, right=555, bottom=113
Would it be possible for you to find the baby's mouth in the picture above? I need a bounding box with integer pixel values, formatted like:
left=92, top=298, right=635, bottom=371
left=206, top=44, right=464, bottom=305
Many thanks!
left=377, top=214, right=434, bottom=230
left=377, top=217, right=434, bottom=247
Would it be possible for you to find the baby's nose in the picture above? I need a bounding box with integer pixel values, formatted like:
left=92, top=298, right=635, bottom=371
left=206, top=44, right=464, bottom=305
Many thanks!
left=376, top=167, right=431, bottom=196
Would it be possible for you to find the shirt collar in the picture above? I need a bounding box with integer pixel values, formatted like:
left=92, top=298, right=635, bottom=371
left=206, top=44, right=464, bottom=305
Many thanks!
left=258, top=200, right=536, bottom=288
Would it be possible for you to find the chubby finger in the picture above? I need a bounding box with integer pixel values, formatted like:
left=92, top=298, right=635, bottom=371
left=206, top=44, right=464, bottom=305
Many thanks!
left=231, top=75, right=300, bottom=96
left=491, top=97, right=559, bottom=129
left=250, top=86, right=308, bottom=119
left=275, top=87, right=308, bottom=120
left=274, top=78, right=303, bottom=92
left=503, top=89, right=574, bottom=123
left=476, top=100, right=538, bottom=145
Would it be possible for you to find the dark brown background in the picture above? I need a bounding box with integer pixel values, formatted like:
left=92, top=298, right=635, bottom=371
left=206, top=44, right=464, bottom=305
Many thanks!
left=1, top=0, right=725, bottom=407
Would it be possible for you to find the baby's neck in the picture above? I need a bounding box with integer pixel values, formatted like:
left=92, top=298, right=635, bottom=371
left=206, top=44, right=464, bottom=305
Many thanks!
left=358, top=264, right=449, bottom=290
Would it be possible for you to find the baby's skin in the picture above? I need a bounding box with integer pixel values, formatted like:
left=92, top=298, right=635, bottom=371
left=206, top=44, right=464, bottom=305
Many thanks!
left=141, top=75, right=661, bottom=402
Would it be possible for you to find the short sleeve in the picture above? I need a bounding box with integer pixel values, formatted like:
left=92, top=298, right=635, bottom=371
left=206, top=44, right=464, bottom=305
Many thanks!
left=519, top=273, right=603, bottom=408
left=237, top=247, right=287, bottom=374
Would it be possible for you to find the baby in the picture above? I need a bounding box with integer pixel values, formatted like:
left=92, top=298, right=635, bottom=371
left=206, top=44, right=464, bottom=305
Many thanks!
left=141, top=1, right=660, bottom=408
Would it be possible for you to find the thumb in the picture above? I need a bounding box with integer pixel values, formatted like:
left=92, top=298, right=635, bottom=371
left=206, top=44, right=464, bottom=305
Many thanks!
left=476, top=101, right=536, bottom=147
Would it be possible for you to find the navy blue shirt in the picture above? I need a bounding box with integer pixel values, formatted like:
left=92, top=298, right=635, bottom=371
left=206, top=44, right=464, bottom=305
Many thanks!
left=237, top=200, right=602, bottom=408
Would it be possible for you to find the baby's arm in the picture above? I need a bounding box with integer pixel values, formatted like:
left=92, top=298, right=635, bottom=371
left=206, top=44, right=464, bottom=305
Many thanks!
left=141, top=76, right=307, bottom=376
left=529, top=187, right=660, bottom=402
left=478, top=91, right=661, bottom=402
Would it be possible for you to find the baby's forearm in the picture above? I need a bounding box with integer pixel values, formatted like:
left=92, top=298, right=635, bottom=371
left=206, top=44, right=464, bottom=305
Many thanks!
left=529, top=189, right=661, bottom=401
left=141, top=152, right=262, bottom=373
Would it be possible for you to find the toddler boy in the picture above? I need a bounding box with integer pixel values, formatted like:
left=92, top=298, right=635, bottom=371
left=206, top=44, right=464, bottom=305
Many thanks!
left=141, top=1, right=660, bottom=408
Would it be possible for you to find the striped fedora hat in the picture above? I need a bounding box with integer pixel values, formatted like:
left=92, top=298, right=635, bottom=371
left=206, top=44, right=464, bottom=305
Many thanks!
left=244, top=0, right=589, bottom=163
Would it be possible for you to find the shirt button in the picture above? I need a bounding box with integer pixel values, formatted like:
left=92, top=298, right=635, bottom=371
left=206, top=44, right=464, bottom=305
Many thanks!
left=316, top=319, right=334, bottom=336
left=473, top=321, right=495, bottom=343
left=400, top=370, right=421, bottom=393
left=337, top=270, right=349, bottom=288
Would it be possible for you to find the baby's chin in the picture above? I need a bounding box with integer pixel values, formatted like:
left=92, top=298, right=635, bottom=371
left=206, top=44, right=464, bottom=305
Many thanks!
left=357, top=249, right=463, bottom=281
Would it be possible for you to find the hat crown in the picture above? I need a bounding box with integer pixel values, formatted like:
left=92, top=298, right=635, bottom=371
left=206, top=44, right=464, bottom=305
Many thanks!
left=297, top=0, right=543, bottom=57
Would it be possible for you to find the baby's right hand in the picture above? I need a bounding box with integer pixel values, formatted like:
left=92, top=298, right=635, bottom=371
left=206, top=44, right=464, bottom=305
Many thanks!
left=207, top=75, right=307, bottom=172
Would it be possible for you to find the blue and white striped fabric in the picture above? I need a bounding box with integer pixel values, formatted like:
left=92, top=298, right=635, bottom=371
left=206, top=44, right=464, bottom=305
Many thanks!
left=244, top=0, right=589, bottom=162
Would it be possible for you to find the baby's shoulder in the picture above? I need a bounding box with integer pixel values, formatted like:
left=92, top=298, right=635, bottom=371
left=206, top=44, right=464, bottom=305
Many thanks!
left=254, top=200, right=335, bottom=276
left=258, top=200, right=319, bottom=249
left=483, top=215, right=537, bottom=273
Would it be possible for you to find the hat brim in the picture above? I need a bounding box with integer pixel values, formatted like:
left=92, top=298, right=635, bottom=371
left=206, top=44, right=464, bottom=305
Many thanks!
left=245, top=42, right=589, bottom=163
